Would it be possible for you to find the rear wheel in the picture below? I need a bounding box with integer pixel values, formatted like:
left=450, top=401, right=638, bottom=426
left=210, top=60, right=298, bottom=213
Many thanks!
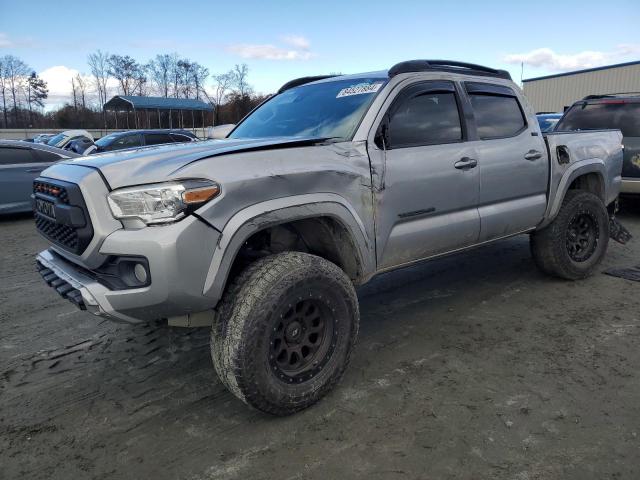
left=530, top=190, right=609, bottom=280
left=211, top=252, right=359, bottom=415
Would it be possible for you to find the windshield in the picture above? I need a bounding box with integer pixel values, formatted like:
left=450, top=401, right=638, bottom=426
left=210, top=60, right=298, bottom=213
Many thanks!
left=556, top=102, right=640, bottom=137
left=229, top=77, right=387, bottom=140
left=47, top=133, right=68, bottom=147
left=95, top=134, right=120, bottom=147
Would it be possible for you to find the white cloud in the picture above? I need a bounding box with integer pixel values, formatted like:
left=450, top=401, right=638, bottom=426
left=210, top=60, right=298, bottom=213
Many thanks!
left=504, top=44, right=640, bottom=72
left=39, top=65, right=83, bottom=108
left=226, top=35, right=313, bottom=61
left=281, top=35, right=310, bottom=50
left=39, top=65, right=118, bottom=110
left=0, top=32, right=13, bottom=48
left=0, top=32, right=36, bottom=49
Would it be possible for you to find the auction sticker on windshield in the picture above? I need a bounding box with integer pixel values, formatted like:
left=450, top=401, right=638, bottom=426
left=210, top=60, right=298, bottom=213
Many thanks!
left=336, top=82, right=384, bottom=98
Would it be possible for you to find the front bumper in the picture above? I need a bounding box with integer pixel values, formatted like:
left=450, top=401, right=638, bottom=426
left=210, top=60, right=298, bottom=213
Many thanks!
left=621, top=178, right=640, bottom=194
left=37, top=215, right=221, bottom=324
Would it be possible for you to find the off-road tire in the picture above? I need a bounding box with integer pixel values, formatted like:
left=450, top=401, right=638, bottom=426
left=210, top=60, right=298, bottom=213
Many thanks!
left=530, top=190, right=609, bottom=280
left=211, top=252, right=359, bottom=415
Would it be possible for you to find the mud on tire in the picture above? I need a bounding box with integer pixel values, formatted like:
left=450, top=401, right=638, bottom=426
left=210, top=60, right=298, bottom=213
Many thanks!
left=530, top=190, right=609, bottom=280
left=211, top=252, right=359, bottom=415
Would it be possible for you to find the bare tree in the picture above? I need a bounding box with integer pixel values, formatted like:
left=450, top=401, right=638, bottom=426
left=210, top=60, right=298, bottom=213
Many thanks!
left=4, top=55, right=29, bottom=125
left=231, top=63, right=252, bottom=97
left=192, top=62, right=209, bottom=100
left=0, top=56, right=8, bottom=127
left=147, top=54, right=174, bottom=97
left=88, top=50, right=109, bottom=106
left=88, top=50, right=110, bottom=128
left=107, top=54, right=145, bottom=96
left=74, top=73, right=87, bottom=109
left=211, top=71, right=233, bottom=124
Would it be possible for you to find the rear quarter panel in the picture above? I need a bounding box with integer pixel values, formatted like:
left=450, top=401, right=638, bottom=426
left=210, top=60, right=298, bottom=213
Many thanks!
left=542, top=130, right=623, bottom=226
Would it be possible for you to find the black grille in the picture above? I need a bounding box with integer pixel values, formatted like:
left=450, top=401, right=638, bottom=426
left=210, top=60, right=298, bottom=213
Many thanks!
left=33, top=179, right=94, bottom=255
left=34, top=181, right=70, bottom=203
left=35, top=215, right=79, bottom=250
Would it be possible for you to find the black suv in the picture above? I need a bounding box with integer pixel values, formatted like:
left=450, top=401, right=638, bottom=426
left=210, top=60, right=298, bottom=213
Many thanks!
left=556, top=94, right=640, bottom=196
left=89, top=129, right=198, bottom=154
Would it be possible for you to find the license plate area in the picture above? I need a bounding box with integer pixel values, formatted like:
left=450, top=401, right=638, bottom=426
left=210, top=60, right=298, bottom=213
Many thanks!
left=35, top=198, right=56, bottom=219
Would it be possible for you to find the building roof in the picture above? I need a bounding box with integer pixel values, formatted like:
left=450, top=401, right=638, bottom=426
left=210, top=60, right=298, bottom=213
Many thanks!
left=522, top=60, right=640, bottom=83
left=104, top=95, right=214, bottom=111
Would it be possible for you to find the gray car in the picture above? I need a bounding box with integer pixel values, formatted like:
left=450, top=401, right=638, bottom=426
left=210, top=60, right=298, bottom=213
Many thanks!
left=34, top=60, right=625, bottom=415
left=0, top=140, right=79, bottom=214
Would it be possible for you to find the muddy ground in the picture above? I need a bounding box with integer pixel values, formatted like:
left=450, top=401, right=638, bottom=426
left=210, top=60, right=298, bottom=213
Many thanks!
left=1, top=205, right=639, bottom=480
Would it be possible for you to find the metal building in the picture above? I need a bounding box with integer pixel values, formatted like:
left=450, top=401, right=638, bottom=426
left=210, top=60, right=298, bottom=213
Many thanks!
left=522, top=60, right=640, bottom=113
left=103, top=95, right=214, bottom=130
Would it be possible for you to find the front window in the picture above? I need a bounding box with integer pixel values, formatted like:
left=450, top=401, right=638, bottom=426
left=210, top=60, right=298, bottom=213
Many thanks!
left=95, top=134, right=121, bottom=148
left=229, top=77, right=387, bottom=140
left=556, top=102, right=640, bottom=137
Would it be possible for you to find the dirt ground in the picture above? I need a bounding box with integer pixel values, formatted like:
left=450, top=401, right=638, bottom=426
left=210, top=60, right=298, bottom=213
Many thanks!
left=1, top=205, right=639, bottom=480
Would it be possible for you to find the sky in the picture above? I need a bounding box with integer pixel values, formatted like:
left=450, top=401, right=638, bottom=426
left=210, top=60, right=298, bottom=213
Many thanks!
left=1, top=0, right=639, bottom=110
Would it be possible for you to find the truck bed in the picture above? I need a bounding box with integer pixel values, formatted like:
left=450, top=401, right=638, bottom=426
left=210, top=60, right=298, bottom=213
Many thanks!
left=543, top=129, right=624, bottom=220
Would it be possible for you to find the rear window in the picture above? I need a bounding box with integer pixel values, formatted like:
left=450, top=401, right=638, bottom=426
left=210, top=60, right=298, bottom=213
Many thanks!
left=145, top=133, right=173, bottom=146
left=469, top=94, right=526, bottom=139
left=556, top=102, right=640, bottom=137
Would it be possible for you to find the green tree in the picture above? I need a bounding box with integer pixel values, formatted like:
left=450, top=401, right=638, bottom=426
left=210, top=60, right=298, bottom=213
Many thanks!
left=26, top=71, right=48, bottom=125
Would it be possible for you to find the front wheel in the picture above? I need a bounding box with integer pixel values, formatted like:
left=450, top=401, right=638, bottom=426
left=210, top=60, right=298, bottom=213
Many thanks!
left=530, top=190, right=609, bottom=280
left=211, top=252, right=359, bottom=415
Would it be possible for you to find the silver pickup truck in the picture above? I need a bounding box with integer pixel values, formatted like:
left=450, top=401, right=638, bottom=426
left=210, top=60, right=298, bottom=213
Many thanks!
left=34, top=60, right=626, bottom=415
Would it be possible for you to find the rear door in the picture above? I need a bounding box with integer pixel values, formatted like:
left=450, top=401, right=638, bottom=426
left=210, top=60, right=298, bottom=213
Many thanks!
left=372, top=80, right=480, bottom=269
left=0, top=146, right=59, bottom=212
left=464, top=82, right=548, bottom=241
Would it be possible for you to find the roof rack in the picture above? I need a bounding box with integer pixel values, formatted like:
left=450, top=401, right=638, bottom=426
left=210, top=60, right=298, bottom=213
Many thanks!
left=388, top=60, right=512, bottom=80
left=277, top=75, right=338, bottom=94
left=583, top=92, right=640, bottom=100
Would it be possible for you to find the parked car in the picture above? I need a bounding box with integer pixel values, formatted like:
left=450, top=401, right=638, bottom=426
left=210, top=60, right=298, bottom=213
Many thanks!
left=556, top=94, right=640, bottom=195
left=34, top=133, right=56, bottom=144
left=207, top=124, right=236, bottom=139
left=0, top=140, right=79, bottom=214
left=84, top=129, right=198, bottom=154
left=46, top=130, right=94, bottom=150
left=67, top=137, right=96, bottom=155
left=34, top=60, right=625, bottom=415
left=536, top=113, right=563, bottom=132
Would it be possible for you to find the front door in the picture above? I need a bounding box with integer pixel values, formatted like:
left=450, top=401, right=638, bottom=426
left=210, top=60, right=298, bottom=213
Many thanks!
left=372, top=81, right=480, bottom=270
left=0, top=146, right=51, bottom=212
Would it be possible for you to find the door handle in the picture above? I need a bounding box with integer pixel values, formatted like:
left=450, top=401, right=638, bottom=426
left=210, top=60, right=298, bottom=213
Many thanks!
left=524, top=150, right=542, bottom=161
left=454, top=157, right=478, bottom=170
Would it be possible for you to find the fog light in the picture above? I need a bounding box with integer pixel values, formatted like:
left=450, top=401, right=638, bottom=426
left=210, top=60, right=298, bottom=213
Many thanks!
left=133, top=263, right=148, bottom=284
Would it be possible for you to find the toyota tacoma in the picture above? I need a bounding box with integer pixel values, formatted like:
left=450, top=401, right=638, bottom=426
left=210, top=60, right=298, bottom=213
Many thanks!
left=33, top=60, right=626, bottom=415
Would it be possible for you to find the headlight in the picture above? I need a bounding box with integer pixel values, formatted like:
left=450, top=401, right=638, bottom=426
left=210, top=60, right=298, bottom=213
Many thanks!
left=107, top=180, right=220, bottom=225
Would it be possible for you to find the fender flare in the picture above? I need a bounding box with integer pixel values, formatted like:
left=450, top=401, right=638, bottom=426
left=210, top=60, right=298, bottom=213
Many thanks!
left=540, top=159, right=606, bottom=229
left=201, top=193, right=375, bottom=304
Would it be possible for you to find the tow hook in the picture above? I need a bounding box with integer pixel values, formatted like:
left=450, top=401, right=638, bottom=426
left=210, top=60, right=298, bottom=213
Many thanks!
left=609, top=200, right=632, bottom=245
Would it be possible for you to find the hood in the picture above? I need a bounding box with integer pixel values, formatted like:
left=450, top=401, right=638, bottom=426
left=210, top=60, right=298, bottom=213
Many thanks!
left=63, top=136, right=328, bottom=189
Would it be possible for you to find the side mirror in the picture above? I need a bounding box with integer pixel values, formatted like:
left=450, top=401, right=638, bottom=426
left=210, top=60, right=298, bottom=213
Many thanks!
left=207, top=124, right=236, bottom=140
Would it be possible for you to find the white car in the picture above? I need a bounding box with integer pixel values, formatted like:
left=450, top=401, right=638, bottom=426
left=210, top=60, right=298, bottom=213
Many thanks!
left=46, top=130, right=94, bottom=150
